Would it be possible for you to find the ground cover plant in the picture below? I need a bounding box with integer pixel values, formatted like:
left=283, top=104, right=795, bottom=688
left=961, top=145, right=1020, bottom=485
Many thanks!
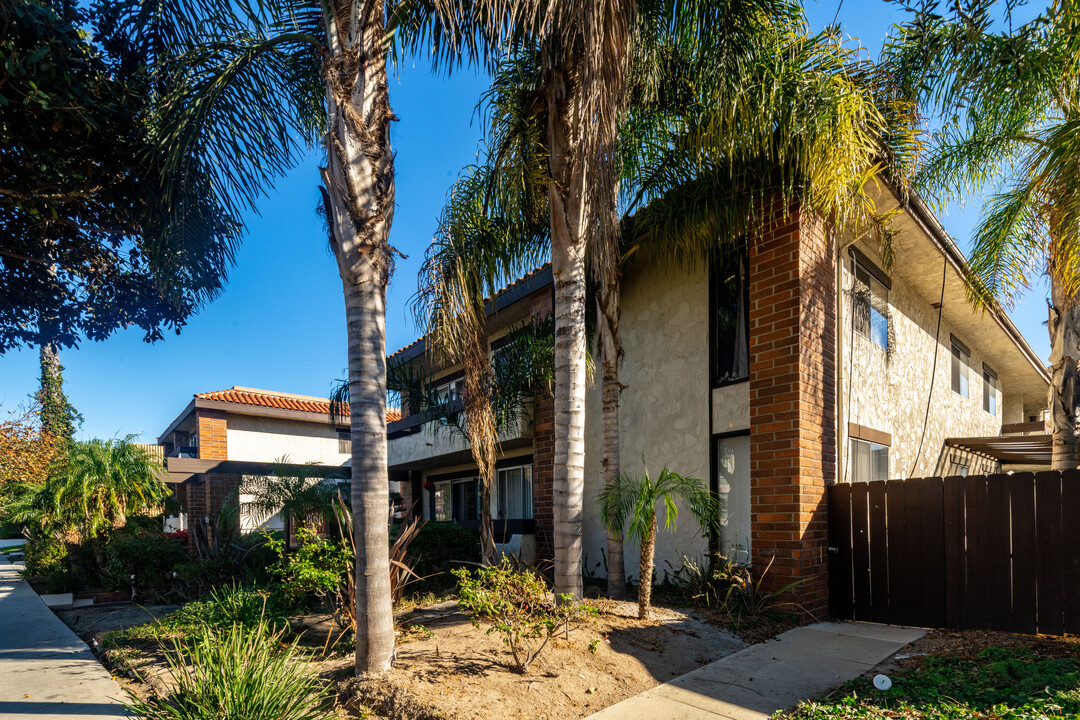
left=125, top=616, right=334, bottom=720
left=786, top=646, right=1080, bottom=720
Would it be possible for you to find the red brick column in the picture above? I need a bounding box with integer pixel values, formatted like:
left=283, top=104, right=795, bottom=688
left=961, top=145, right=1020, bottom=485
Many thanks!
left=532, top=391, right=555, bottom=561
left=748, top=207, right=835, bottom=619
left=196, top=409, right=228, bottom=460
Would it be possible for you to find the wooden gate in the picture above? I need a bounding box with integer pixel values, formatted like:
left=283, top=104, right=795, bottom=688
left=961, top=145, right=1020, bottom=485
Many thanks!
left=829, top=470, right=1080, bottom=634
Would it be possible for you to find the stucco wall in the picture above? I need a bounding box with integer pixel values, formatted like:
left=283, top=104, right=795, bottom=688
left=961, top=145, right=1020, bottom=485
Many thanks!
left=583, top=259, right=713, bottom=582
left=225, top=415, right=349, bottom=465
left=840, top=243, right=1003, bottom=480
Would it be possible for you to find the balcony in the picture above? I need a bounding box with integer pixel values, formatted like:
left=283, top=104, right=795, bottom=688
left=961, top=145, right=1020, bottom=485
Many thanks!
left=387, top=400, right=534, bottom=471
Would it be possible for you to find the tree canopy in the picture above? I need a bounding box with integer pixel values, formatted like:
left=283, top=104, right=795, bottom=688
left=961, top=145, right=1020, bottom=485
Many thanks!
left=0, top=0, right=239, bottom=353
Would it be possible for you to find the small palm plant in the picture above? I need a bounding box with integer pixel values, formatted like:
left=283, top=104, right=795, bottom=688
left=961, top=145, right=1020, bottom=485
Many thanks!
left=597, top=467, right=719, bottom=620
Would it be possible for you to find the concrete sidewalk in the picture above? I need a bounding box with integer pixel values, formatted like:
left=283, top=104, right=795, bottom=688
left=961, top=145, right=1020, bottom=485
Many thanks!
left=0, top=552, right=128, bottom=718
left=587, top=621, right=925, bottom=719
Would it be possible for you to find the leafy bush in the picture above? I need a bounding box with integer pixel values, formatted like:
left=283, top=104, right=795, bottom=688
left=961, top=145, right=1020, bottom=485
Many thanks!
left=266, top=526, right=350, bottom=614
left=454, top=559, right=596, bottom=674
left=662, top=552, right=806, bottom=619
left=105, top=531, right=188, bottom=601
left=407, top=523, right=480, bottom=592
left=125, top=617, right=333, bottom=720
left=24, top=532, right=67, bottom=577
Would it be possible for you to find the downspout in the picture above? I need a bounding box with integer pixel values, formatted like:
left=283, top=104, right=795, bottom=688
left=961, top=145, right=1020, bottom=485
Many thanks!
left=835, top=233, right=864, bottom=486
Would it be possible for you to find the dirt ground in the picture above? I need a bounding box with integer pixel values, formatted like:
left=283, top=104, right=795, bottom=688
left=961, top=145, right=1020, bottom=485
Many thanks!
left=335, top=598, right=746, bottom=720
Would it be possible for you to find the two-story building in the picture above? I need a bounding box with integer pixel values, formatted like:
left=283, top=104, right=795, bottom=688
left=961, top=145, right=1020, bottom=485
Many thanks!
left=158, top=387, right=401, bottom=534
left=385, top=189, right=1050, bottom=616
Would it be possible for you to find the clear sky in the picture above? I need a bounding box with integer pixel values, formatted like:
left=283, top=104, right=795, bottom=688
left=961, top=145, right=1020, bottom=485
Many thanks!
left=0, top=0, right=1052, bottom=442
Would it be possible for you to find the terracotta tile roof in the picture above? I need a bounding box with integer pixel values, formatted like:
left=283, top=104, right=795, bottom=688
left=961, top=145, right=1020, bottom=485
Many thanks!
left=387, top=263, right=552, bottom=360
left=196, top=387, right=401, bottom=423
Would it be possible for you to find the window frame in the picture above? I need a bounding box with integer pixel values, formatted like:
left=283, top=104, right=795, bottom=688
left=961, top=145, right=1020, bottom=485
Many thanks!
left=982, top=364, right=999, bottom=416
left=497, top=463, right=534, bottom=521
left=850, top=249, right=890, bottom=351
left=849, top=437, right=890, bottom=483
left=951, top=335, right=971, bottom=399
left=710, top=241, right=750, bottom=388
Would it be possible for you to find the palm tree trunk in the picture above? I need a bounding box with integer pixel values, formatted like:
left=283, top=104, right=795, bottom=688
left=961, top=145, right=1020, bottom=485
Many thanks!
left=1049, top=275, right=1079, bottom=470
left=598, top=283, right=624, bottom=599
left=638, top=515, right=657, bottom=620
left=463, top=326, right=498, bottom=565
left=321, top=0, right=397, bottom=675
left=546, top=64, right=587, bottom=601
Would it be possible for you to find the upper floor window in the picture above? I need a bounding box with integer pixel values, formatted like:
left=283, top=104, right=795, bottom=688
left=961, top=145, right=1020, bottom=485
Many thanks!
left=712, top=242, right=749, bottom=386
left=852, top=251, right=889, bottom=350
left=951, top=336, right=970, bottom=398
left=434, top=377, right=463, bottom=405
left=337, top=429, right=350, bottom=453
left=983, top=364, right=998, bottom=415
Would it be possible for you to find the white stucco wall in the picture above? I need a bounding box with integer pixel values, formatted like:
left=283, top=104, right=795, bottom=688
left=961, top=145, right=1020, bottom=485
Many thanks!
left=840, top=244, right=1004, bottom=480
left=225, top=415, right=350, bottom=465
left=583, top=259, right=713, bottom=582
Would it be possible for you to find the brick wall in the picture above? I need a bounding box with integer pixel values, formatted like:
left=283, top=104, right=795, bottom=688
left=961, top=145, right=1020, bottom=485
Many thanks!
left=748, top=207, right=835, bottom=619
left=196, top=409, right=228, bottom=460
left=529, top=288, right=555, bottom=560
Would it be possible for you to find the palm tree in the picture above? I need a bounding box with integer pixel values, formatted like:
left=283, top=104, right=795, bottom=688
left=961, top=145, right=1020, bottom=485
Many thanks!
left=398, top=0, right=636, bottom=600
left=596, top=466, right=718, bottom=619
left=11, top=437, right=173, bottom=560
left=105, top=0, right=404, bottom=671
left=413, top=0, right=920, bottom=596
left=241, top=461, right=345, bottom=542
left=884, top=2, right=1080, bottom=469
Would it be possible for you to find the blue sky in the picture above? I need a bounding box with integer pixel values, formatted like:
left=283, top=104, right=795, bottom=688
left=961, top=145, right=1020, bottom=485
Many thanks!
left=0, top=0, right=1051, bottom=441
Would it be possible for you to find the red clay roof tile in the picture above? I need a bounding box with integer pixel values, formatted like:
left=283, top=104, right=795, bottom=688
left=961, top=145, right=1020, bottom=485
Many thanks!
left=196, top=387, right=400, bottom=423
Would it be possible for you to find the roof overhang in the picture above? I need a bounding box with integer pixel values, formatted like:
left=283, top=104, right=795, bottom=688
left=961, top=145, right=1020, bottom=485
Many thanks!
left=157, top=398, right=347, bottom=444
left=165, top=457, right=350, bottom=484
left=861, top=184, right=1050, bottom=408
left=945, top=434, right=1053, bottom=466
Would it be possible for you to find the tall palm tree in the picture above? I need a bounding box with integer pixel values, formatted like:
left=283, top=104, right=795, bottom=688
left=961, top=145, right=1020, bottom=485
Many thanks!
left=106, top=0, right=399, bottom=671
left=884, top=1, right=1080, bottom=469
left=596, top=466, right=718, bottom=619
left=413, top=0, right=920, bottom=596
left=398, top=0, right=636, bottom=600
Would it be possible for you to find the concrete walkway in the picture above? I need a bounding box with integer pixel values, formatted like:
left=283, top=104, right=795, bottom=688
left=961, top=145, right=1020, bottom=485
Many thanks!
left=587, top=621, right=925, bottom=719
left=0, top=552, right=128, bottom=718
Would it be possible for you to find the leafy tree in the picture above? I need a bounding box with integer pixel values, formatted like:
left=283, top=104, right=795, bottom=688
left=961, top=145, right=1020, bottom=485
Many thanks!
left=883, top=1, right=1080, bottom=468
left=35, top=349, right=81, bottom=442
left=0, top=405, right=62, bottom=493
left=596, top=466, right=719, bottom=619
left=0, top=0, right=239, bottom=353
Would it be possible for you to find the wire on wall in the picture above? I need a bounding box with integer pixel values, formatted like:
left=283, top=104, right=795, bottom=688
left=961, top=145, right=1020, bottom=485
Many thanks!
left=909, top=258, right=948, bottom=478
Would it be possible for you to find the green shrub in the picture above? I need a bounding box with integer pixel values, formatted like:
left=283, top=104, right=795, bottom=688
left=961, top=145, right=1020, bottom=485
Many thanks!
left=406, top=523, right=480, bottom=592
left=125, top=617, right=333, bottom=720
left=105, top=531, right=188, bottom=601
left=159, top=584, right=291, bottom=634
left=24, top=533, right=67, bottom=577
left=454, top=558, right=596, bottom=674
left=266, top=527, right=350, bottom=613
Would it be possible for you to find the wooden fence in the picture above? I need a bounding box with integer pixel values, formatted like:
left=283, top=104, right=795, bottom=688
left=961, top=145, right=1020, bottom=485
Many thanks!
left=829, top=471, right=1080, bottom=634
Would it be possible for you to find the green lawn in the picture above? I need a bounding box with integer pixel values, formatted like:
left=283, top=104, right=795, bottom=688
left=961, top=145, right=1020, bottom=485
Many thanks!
left=785, top=647, right=1080, bottom=720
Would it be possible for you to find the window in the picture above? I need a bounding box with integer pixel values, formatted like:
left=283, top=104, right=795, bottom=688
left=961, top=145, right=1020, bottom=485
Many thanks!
left=983, top=365, right=998, bottom=415
left=430, top=476, right=479, bottom=524
left=433, top=378, right=463, bottom=406
left=337, top=429, right=350, bottom=453
left=497, top=465, right=533, bottom=520
left=432, top=481, right=451, bottom=522
left=850, top=438, right=889, bottom=482
left=951, top=336, right=970, bottom=398
left=715, top=435, right=751, bottom=563
left=712, top=242, right=749, bottom=385
left=852, top=255, right=889, bottom=350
